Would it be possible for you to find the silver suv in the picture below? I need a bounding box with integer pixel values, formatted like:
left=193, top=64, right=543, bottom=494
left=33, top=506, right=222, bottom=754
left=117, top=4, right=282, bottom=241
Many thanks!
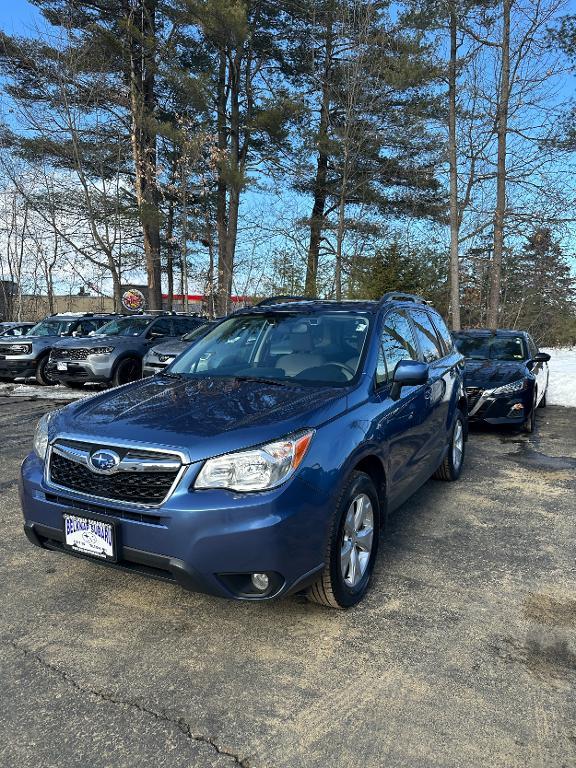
left=0, top=313, right=117, bottom=385
left=48, top=313, right=204, bottom=389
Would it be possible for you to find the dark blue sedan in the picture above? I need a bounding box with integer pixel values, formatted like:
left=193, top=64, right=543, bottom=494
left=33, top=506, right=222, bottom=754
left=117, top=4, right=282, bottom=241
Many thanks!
left=453, top=329, right=550, bottom=433
left=20, top=294, right=468, bottom=608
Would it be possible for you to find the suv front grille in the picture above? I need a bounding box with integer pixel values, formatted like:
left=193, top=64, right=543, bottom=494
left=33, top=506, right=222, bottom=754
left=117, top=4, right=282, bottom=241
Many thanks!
left=51, top=348, right=90, bottom=361
left=48, top=442, right=182, bottom=506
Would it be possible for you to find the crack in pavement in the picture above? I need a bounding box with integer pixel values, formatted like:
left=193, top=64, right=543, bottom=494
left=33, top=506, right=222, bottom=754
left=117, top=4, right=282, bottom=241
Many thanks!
left=7, top=639, right=251, bottom=768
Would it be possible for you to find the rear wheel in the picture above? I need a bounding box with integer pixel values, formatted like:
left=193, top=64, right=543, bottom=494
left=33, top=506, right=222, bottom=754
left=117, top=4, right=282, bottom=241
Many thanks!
left=433, top=411, right=465, bottom=481
left=307, top=471, right=380, bottom=609
left=112, top=357, right=141, bottom=387
left=35, top=355, right=58, bottom=386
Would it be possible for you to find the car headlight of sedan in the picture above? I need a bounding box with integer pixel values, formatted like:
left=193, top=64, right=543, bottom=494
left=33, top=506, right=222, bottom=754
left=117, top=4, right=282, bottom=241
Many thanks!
left=195, top=430, right=315, bottom=492
left=6, top=343, right=32, bottom=354
left=90, top=346, right=115, bottom=355
left=33, top=411, right=54, bottom=460
left=492, top=378, right=527, bottom=395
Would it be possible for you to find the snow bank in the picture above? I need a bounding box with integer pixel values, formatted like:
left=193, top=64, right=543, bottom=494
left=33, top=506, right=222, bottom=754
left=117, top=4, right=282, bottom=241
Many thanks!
left=542, top=347, right=576, bottom=408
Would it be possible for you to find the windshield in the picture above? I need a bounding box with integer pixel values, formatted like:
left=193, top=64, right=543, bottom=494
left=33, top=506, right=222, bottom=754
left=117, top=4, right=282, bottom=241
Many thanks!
left=454, top=335, right=526, bottom=361
left=169, top=312, right=371, bottom=385
left=182, top=323, right=211, bottom=342
left=29, top=320, right=75, bottom=337
left=95, top=317, right=151, bottom=337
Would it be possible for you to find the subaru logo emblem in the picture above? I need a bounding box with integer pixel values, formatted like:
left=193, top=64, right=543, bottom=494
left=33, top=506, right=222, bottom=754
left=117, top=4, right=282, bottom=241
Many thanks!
left=89, top=449, right=121, bottom=474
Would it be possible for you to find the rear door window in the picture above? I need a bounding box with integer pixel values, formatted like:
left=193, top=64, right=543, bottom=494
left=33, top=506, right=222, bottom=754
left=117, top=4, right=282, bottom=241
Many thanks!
left=376, top=310, right=418, bottom=385
left=429, top=312, right=453, bottom=355
left=410, top=309, right=444, bottom=363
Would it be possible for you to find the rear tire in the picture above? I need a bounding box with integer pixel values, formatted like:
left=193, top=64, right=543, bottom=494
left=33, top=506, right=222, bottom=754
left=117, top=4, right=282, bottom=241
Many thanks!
left=112, top=357, right=141, bottom=387
left=433, top=410, right=466, bottom=481
left=307, top=471, right=380, bottom=609
left=35, top=355, right=58, bottom=386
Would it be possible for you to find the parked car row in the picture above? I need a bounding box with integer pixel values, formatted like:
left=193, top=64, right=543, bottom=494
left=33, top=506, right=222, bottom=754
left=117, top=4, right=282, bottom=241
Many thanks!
left=18, top=293, right=551, bottom=611
left=0, top=311, right=210, bottom=387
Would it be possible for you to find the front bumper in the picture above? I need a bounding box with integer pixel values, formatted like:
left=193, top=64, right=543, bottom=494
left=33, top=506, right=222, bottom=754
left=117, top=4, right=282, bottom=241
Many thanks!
left=0, top=357, right=37, bottom=379
left=467, top=386, right=532, bottom=424
left=19, top=452, right=328, bottom=601
left=47, top=356, right=113, bottom=384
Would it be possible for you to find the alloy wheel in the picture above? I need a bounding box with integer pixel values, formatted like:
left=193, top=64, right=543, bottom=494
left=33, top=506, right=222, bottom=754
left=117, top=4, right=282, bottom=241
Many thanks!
left=340, top=493, right=374, bottom=588
left=452, top=419, right=464, bottom=471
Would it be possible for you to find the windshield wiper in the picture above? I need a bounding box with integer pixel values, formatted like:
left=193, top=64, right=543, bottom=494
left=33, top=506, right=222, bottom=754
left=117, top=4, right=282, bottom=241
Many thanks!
left=232, top=375, right=288, bottom=387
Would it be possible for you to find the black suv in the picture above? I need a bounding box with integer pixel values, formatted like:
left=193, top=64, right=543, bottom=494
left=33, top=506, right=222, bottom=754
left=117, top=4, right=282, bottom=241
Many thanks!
left=0, top=313, right=117, bottom=385
left=48, top=313, right=204, bottom=388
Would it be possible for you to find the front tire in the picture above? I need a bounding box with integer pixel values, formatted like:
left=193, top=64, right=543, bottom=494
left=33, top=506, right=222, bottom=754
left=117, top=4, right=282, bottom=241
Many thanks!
left=35, top=355, right=58, bottom=386
left=433, top=410, right=466, bottom=481
left=112, top=357, right=141, bottom=387
left=522, top=391, right=537, bottom=433
left=307, top=472, right=380, bottom=609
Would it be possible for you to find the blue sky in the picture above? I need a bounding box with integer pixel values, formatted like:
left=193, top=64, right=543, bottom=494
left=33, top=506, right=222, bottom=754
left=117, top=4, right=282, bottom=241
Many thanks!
left=0, top=0, right=41, bottom=35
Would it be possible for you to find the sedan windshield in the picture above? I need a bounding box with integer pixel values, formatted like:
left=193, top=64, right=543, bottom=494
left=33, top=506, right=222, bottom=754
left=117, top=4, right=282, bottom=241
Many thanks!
left=169, top=312, right=371, bottom=385
left=95, top=317, right=151, bottom=337
left=29, top=320, right=75, bottom=336
left=454, top=335, right=526, bottom=361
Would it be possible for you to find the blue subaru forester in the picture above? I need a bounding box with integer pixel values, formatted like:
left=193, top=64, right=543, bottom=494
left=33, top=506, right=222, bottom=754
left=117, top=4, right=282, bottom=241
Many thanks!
left=20, top=294, right=467, bottom=609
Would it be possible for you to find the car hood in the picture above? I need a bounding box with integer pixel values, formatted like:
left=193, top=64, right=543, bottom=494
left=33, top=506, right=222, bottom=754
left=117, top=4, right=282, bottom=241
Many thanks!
left=145, top=339, right=189, bottom=357
left=53, top=335, right=145, bottom=350
left=0, top=335, right=52, bottom=349
left=463, top=359, right=527, bottom=389
left=52, top=375, right=347, bottom=463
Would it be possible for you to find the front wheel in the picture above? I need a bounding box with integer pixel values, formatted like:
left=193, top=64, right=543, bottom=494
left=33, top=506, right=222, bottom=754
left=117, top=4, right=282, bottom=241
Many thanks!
left=112, top=357, right=141, bottom=387
left=307, top=471, right=380, bottom=609
left=522, top=391, right=537, bottom=433
left=433, top=411, right=466, bottom=481
left=35, top=355, right=58, bottom=386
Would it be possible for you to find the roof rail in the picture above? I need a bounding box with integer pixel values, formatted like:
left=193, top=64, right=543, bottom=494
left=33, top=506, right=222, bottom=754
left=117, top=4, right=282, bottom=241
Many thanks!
left=255, top=295, right=314, bottom=307
left=378, top=292, right=428, bottom=306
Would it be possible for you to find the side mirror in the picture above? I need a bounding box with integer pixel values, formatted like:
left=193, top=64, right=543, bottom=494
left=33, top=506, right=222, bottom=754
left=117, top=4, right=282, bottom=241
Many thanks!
left=390, top=360, right=429, bottom=400
left=532, top=352, right=550, bottom=363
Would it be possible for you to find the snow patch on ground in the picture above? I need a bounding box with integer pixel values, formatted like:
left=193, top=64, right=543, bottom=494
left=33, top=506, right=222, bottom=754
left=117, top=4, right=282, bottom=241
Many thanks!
left=542, top=347, right=576, bottom=408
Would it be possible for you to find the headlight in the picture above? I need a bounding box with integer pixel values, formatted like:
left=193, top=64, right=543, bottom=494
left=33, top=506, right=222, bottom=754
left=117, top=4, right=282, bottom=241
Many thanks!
left=33, top=412, right=53, bottom=460
left=7, top=343, right=31, bottom=354
left=90, top=346, right=115, bottom=355
left=492, top=379, right=527, bottom=395
left=195, top=430, right=315, bottom=492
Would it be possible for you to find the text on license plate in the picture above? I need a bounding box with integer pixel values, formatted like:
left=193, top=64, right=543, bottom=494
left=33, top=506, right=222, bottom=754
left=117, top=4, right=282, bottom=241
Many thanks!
left=63, top=514, right=114, bottom=559
left=57, top=361, right=68, bottom=371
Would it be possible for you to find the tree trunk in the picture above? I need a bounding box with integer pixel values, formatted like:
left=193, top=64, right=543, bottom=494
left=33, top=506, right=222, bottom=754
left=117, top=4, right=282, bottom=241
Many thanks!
left=165, top=197, right=174, bottom=311
left=127, top=0, right=162, bottom=311
left=487, top=0, right=511, bottom=329
left=215, top=48, right=229, bottom=317
left=448, top=0, right=461, bottom=331
left=305, top=10, right=333, bottom=298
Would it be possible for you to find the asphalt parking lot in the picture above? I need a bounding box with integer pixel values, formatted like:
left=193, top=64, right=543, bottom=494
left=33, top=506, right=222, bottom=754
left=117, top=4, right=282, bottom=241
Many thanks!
left=0, top=396, right=575, bottom=768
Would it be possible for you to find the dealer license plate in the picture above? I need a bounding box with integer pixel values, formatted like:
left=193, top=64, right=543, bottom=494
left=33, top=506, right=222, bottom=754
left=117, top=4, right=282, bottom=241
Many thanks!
left=56, top=361, right=68, bottom=371
left=63, top=513, right=116, bottom=561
